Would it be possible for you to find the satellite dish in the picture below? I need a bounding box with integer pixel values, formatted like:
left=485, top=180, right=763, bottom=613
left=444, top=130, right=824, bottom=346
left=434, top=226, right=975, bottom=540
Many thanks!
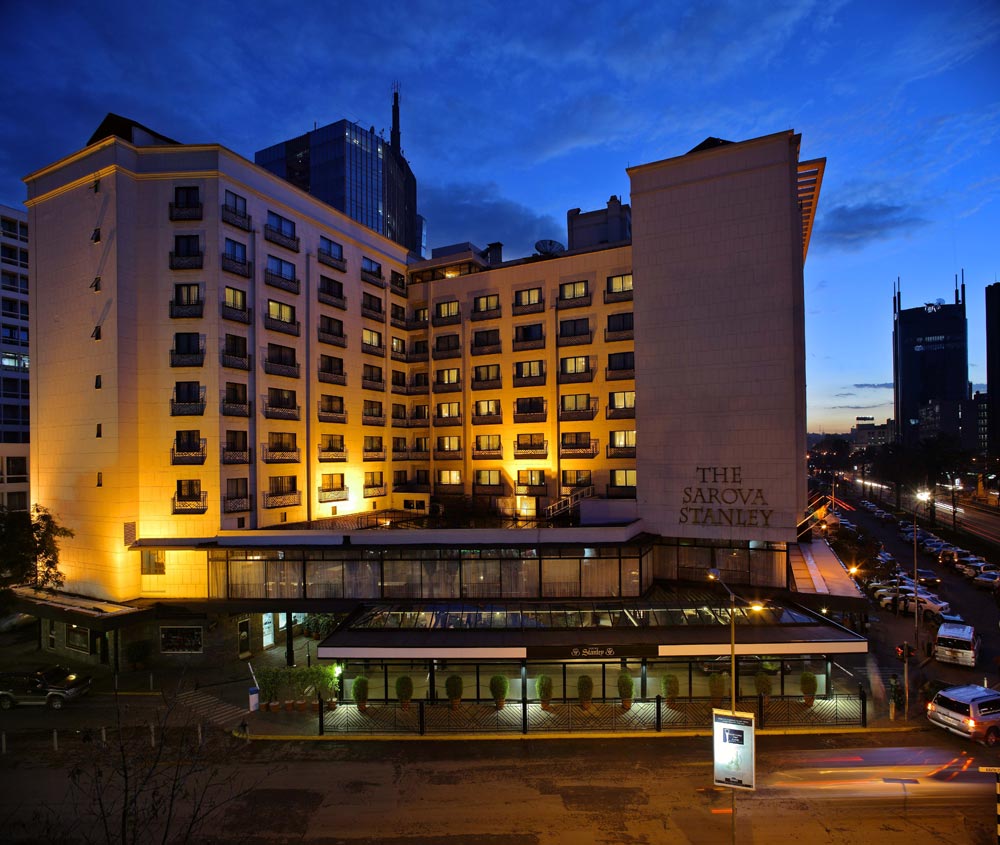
left=936, top=298, right=945, bottom=305
left=535, top=239, right=565, bottom=256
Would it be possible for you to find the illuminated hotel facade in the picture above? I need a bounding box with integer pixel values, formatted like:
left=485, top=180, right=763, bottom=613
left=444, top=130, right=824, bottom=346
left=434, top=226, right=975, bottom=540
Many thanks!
left=21, top=120, right=859, bottom=689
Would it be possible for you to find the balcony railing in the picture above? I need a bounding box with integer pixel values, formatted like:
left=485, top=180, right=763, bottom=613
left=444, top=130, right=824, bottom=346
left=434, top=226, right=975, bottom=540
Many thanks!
left=513, top=401, right=546, bottom=423
left=604, top=288, right=633, bottom=303
left=220, top=302, right=252, bottom=324
left=606, top=485, right=637, bottom=499
left=433, top=414, right=462, bottom=427
left=170, top=251, right=203, bottom=270
left=406, top=350, right=429, bottom=363
left=606, top=405, right=635, bottom=419
left=605, top=327, right=634, bottom=342
left=264, top=270, right=300, bottom=295
left=172, top=492, right=208, bottom=513
left=407, top=417, right=430, bottom=429
left=363, top=449, right=386, bottom=461
left=319, top=370, right=347, bottom=385
left=261, top=446, right=301, bottom=463
left=471, top=341, right=502, bottom=356
left=473, top=482, right=506, bottom=495
left=470, top=307, right=502, bottom=322
left=557, top=330, right=594, bottom=347
left=512, top=299, right=544, bottom=315
left=390, top=312, right=408, bottom=330
left=318, top=487, right=349, bottom=502
left=515, top=483, right=548, bottom=496
left=263, top=491, right=301, bottom=508
left=395, top=481, right=431, bottom=493
left=262, top=403, right=300, bottom=420
left=363, top=485, right=386, bottom=498
left=472, top=446, right=503, bottom=459
left=512, top=373, right=546, bottom=387
left=606, top=366, right=635, bottom=381
left=362, top=413, right=386, bottom=426
left=391, top=414, right=408, bottom=427
left=221, top=351, right=251, bottom=371
left=221, top=255, right=252, bottom=278
left=317, top=251, right=346, bottom=271
left=361, top=377, right=385, bottom=392
left=318, top=329, right=347, bottom=347
left=557, top=293, right=592, bottom=309
left=223, top=495, right=251, bottom=513
left=559, top=438, right=599, bottom=458
left=170, top=393, right=206, bottom=416
left=221, top=399, right=251, bottom=417
left=318, top=447, right=347, bottom=462
left=170, top=348, right=206, bottom=367
left=169, top=202, right=203, bottom=221
left=406, top=317, right=429, bottom=330
left=171, top=439, right=207, bottom=464
left=514, top=442, right=547, bottom=459
left=318, top=290, right=347, bottom=309
left=362, top=341, right=386, bottom=357
left=471, top=378, right=501, bottom=391
left=264, top=225, right=300, bottom=252
left=221, top=205, right=252, bottom=231
left=392, top=447, right=409, bottom=459
left=263, top=360, right=300, bottom=378
left=606, top=445, right=636, bottom=458
left=512, top=336, right=545, bottom=351
left=318, top=406, right=347, bottom=423
left=409, top=449, right=430, bottom=461
left=433, top=380, right=462, bottom=394
left=434, top=449, right=462, bottom=460
left=558, top=368, right=594, bottom=384
left=390, top=272, right=406, bottom=294
left=169, top=299, right=203, bottom=318
left=435, top=482, right=464, bottom=494
left=221, top=447, right=249, bottom=464
left=558, top=399, right=598, bottom=421
left=361, top=269, right=385, bottom=287
left=472, top=411, right=502, bottom=425
left=361, top=303, right=384, bottom=321
left=432, top=311, right=461, bottom=327
left=432, top=346, right=461, bottom=360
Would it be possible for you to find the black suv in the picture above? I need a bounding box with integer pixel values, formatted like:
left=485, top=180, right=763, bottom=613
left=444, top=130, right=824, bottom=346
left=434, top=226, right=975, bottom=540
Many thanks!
left=0, top=666, right=93, bottom=709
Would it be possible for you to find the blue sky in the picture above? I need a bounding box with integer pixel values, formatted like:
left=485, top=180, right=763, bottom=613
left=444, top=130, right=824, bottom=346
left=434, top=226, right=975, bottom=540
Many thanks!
left=3, top=0, right=998, bottom=434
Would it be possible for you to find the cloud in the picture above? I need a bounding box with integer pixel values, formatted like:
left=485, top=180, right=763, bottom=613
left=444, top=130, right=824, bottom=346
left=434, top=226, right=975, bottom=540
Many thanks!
left=828, top=402, right=893, bottom=410
left=815, top=202, right=929, bottom=251
left=852, top=383, right=893, bottom=389
left=834, top=392, right=856, bottom=397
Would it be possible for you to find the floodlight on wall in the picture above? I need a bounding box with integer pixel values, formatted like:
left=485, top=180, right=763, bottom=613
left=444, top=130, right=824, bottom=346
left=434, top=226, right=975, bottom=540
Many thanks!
left=93, top=178, right=101, bottom=193
left=91, top=228, right=101, bottom=243
left=90, top=276, right=101, bottom=291
left=91, top=325, right=102, bottom=340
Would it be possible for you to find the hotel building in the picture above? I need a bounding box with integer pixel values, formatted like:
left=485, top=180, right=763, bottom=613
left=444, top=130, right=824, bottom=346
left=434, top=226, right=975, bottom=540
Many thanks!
left=1, top=203, right=30, bottom=513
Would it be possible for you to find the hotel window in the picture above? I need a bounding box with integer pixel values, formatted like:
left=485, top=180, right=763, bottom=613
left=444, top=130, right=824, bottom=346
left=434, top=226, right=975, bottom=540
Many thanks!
left=611, top=429, right=636, bottom=447
left=224, top=238, right=247, bottom=262
left=364, top=471, right=384, bottom=486
left=267, top=343, right=296, bottom=366
left=438, top=469, right=461, bottom=485
left=266, top=255, right=296, bottom=280
left=364, top=435, right=383, bottom=451
left=176, top=429, right=201, bottom=451
left=559, top=318, right=590, bottom=338
left=514, top=287, right=541, bottom=306
left=362, top=291, right=383, bottom=313
left=437, top=367, right=460, bottom=385
left=515, top=396, right=544, bottom=414
left=1, top=298, right=28, bottom=319
left=363, top=399, right=383, bottom=417
left=475, top=398, right=500, bottom=416
left=437, top=401, right=460, bottom=418
left=174, top=283, right=200, bottom=305
left=476, top=469, right=500, bottom=486
left=322, top=433, right=344, bottom=451
left=267, top=387, right=297, bottom=409
left=268, top=431, right=297, bottom=451
left=319, top=237, right=343, bottom=260
left=607, top=273, right=633, bottom=293
left=517, top=469, right=545, bottom=486
left=269, top=475, right=298, bottom=495
left=227, top=477, right=249, bottom=499
left=412, top=371, right=429, bottom=388
left=474, top=364, right=500, bottom=383
left=562, top=469, right=592, bottom=487
left=413, top=436, right=429, bottom=451
left=391, top=369, right=406, bottom=388
left=609, top=390, right=635, bottom=409
left=411, top=404, right=429, bottom=420
left=476, top=434, right=501, bottom=450
left=436, top=300, right=459, bottom=319
left=607, top=312, right=633, bottom=332
left=515, top=323, right=543, bottom=342
left=141, top=549, right=166, bottom=575
left=2, top=325, right=28, bottom=346
left=435, top=334, right=460, bottom=352
left=320, top=314, right=344, bottom=336
left=173, top=234, right=200, bottom=257
left=392, top=436, right=407, bottom=451
left=415, top=469, right=430, bottom=485
left=362, top=256, right=382, bottom=276
left=267, top=300, right=295, bottom=324
left=175, top=381, right=201, bottom=403
left=391, top=336, right=406, bottom=355
left=266, top=211, right=296, bottom=239
left=391, top=402, right=407, bottom=420
left=224, top=190, right=247, bottom=215
left=224, top=286, right=246, bottom=310
left=321, top=355, right=345, bottom=376
left=413, top=306, right=428, bottom=323
left=393, top=469, right=408, bottom=485
left=473, top=294, right=499, bottom=313
left=174, top=186, right=200, bottom=209
left=561, top=394, right=590, bottom=412
left=608, top=351, right=634, bottom=371
left=473, top=328, right=500, bottom=348
left=320, top=394, right=344, bottom=413
left=226, top=430, right=248, bottom=451
left=562, top=431, right=591, bottom=448
left=517, top=433, right=544, bottom=448
left=319, top=275, right=343, bottom=299
left=438, top=435, right=460, bottom=452
left=560, top=356, right=590, bottom=375
left=225, top=382, right=247, bottom=403
left=515, top=360, right=544, bottom=378
left=610, top=469, right=637, bottom=487
left=362, top=328, right=383, bottom=348
left=362, top=363, right=382, bottom=382
left=559, top=280, right=588, bottom=301
left=391, top=302, right=406, bottom=322
left=176, top=479, right=203, bottom=502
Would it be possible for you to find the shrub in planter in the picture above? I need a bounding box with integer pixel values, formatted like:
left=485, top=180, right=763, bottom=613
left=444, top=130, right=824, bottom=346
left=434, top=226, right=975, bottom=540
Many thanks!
left=660, top=673, right=679, bottom=708
left=577, top=674, right=594, bottom=710
left=352, top=675, right=370, bottom=711
left=754, top=671, right=773, bottom=700
left=445, top=674, right=463, bottom=709
left=125, top=639, right=152, bottom=671
left=800, top=671, right=818, bottom=706
left=395, top=675, right=414, bottom=709
left=256, top=667, right=281, bottom=711
left=318, top=663, right=340, bottom=704
left=617, top=671, right=635, bottom=710
left=536, top=673, right=553, bottom=710
left=708, top=672, right=728, bottom=707
left=489, top=674, right=509, bottom=709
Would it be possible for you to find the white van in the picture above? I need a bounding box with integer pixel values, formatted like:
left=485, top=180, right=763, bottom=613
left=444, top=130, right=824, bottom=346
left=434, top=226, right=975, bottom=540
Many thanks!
left=933, top=623, right=980, bottom=667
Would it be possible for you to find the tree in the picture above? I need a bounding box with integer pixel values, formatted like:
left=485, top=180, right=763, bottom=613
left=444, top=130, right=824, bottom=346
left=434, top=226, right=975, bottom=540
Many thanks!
left=30, top=504, right=72, bottom=589
left=0, top=504, right=72, bottom=604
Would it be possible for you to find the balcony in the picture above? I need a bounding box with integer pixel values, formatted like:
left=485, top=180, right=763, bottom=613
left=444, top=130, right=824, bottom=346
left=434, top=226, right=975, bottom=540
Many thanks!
left=512, top=298, right=544, bottom=315
left=605, top=327, right=634, bottom=342
left=434, top=449, right=462, bottom=461
left=606, top=405, right=636, bottom=419
left=318, top=447, right=347, bottom=462
left=515, top=483, right=548, bottom=496
left=432, top=346, right=461, bottom=360
left=221, top=255, right=252, bottom=278
left=409, top=449, right=430, bottom=461
left=558, top=368, right=594, bottom=384
left=557, top=293, right=592, bottom=310
left=263, top=491, right=301, bottom=508
left=512, top=336, right=545, bottom=352
left=361, top=269, right=385, bottom=288
left=363, top=485, right=386, bottom=498
left=514, top=441, right=547, bottom=459
left=606, top=485, right=637, bottom=499
left=171, top=393, right=206, bottom=416
left=470, top=306, right=501, bottom=322
left=473, top=482, right=506, bottom=495
left=170, top=348, right=206, bottom=367
left=221, top=399, right=251, bottom=417
left=361, top=303, right=384, bottom=321
left=221, top=302, right=252, bottom=324
left=558, top=399, right=598, bottom=421
left=362, top=341, right=386, bottom=357
left=363, top=449, right=386, bottom=461
left=263, top=316, right=300, bottom=336
left=432, top=311, right=461, bottom=327
left=433, top=414, right=462, bottom=427
left=405, top=350, right=429, bottom=363
left=471, top=378, right=501, bottom=391
left=221, top=447, right=249, bottom=464
left=604, top=288, right=633, bottom=304
left=221, top=351, right=251, bottom=371
left=391, top=414, right=408, bottom=427
left=318, top=487, right=349, bottom=502
left=435, top=482, right=464, bottom=494
left=319, top=290, right=347, bottom=310
left=392, top=447, right=409, bottom=459
left=318, top=250, right=346, bottom=272
left=512, top=401, right=546, bottom=423
left=261, top=446, right=301, bottom=463
left=512, top=373, right=545, bottom=388
left=606, top=366, right=635, bottom=381
left=390, top=312, right=407, bottom=330
left=389, top=272, right=406, bottom=294
left=170, top=251, right=203, bottom=270
left=395, top=481, right=431, bottom=493
left=169, top=202, right=203, bottom=221
left=172, top=492, right=208, bottom=513
left=557, top=330, right=594, bottom=347
left=318, top=329, right=347, bottom=348
left=362, top=412, right=386, bottom=426
left=407, top=417, right=430, bottom=429
left=406, top=316, right=429, bottom=331
left=221, top=204, right=253, bottom=231
left=317, top=406, right=347, bottom=424
left=472, top=446, right=502, bottom=460
left=169, top=299, right=203, bottom=319
left=606, top=445, right=636, bottom=459
left=433, top=380, right=462, bottom=394
left=560, top=438, right=599, bottom=459
left=263, top=403, right=300, bottom=420
left=264, top=225, right=300, bottom=252
left=471, top=341, right=502, bottom=356
left=264, top=270, right=300, bottom=295
left=263, top=360, right=299, bottom=378
left=171, top=439, right=207, bottom=465
left=361, top=377, right=385, bottom=391
left=319, top=370, right=347, bottom=386
left=223, top=495, right=251, bottom=513
left=472, top=411, right=502, bottom=425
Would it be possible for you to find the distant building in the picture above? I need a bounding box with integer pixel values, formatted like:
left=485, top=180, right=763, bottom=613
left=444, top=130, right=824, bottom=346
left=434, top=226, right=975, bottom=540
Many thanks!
left=985, top=282, right=1000, bottom=457
left=255, top=90, right=422, bottom=256
left=567, top=196, right=631, bottom=251
left=974, top=390, right=988, bottom=456
left=850, top=417, right=889, bottom=451
left=0, top=204, right=29, bottom=511
left=892, top=281, right=969, bottom=446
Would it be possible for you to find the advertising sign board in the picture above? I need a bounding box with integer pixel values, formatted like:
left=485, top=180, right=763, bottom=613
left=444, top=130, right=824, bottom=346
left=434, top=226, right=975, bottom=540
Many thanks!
left=712, top=709, right=756, bottom=790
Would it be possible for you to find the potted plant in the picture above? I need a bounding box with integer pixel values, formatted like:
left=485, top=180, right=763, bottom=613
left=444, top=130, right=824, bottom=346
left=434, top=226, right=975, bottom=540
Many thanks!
left=352, top=674, right=369, bottom=712
left=281, top=668, right=297, bottom=711
left=125, top=639, right=152, bottom=671
left=800, top=671, right=817, bottom=707
left=395, top=675, right=414, bottom=710
left=536, top=673, right=553, bottom=711
left=294, top=666, right=311, bottom=712
left=489, top=674, right=509, bottom=710
left=257, top=667, right=281, bottom=712
left=754, top=670, right=773, bottom=702
left=445, top=674, right=463, bottom=710
left=617, top=671, right=634, bottom=711
left=577, top=674, right=594, bottom=710
left=661, top=673, right=679, bottom=709
left=319, top=663, right=340, bottom=709
left=708, top=672, right=727, bottom=708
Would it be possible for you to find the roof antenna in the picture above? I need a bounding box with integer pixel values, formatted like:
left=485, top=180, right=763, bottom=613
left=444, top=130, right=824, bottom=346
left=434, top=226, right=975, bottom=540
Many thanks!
left=391, top=81, right=401, bottom=152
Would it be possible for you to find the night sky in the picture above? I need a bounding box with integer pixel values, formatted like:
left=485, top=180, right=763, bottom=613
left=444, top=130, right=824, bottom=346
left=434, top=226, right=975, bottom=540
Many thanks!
left=3, top=0, right=998, bottom=434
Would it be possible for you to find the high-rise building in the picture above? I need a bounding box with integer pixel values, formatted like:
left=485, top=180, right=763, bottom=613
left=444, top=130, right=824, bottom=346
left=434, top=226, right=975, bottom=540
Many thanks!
left=19, top=119, right=860, bottom=685
left=0, top=204, right=30, bottom=512
left=985, top=282, right=1000, bottom=458
left=255, top=90, right=421, bottom=256
left=892, top=280, right=969, bottom=447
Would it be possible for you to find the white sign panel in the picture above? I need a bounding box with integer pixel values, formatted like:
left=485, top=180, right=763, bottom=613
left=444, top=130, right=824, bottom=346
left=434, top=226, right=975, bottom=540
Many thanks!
left=712, top=709, right=756, bottom=791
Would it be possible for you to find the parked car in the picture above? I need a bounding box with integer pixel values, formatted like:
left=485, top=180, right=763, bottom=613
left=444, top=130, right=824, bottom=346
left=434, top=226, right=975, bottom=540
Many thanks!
left=900, top=594, right=951, bottom=616
left=0, top=666, right=93, bottom=709
left=959, top=561, right=998, bottom=579
left=927, top=684, right=1000, bottom=746
left=939, top=548, right=960, bottom=566
left=913, top=568, right=942, bottom=587
left=972, top=571, right=1000, bottom=591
